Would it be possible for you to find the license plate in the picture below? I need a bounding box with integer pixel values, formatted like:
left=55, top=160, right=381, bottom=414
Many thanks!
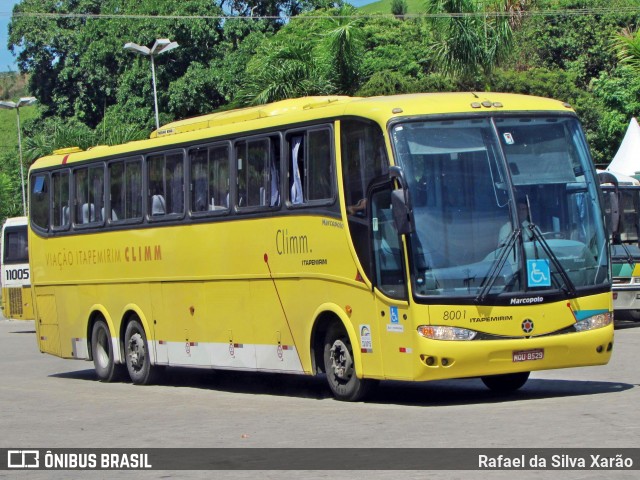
left=512, top=348, right=544, bottom=362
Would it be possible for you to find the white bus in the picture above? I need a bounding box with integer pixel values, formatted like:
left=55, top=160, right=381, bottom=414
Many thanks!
left=1, top=216, right=33, bottom=320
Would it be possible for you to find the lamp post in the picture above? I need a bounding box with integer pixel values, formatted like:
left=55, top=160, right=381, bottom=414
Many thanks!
left=0, top=96, right=37, bottom=216
left=124, top=39, right=179, bottom=130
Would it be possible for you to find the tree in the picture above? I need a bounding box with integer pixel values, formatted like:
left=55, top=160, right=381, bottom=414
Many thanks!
left=239, top=39, right=333, bottom=105
left=511, top=0, right=636, bottom=89
left=237, top=6, right=365, bottom=104
left=9, top=0, right=226, bottom=127
left=321, top=5, right=364, bottom=94
left=391, top=0, right=408, bottom=18
left=591, top=66, right=640, bottom=165
left=426, top=0, right=515, bottom=83
left=0, top=157, right=24, bottom=220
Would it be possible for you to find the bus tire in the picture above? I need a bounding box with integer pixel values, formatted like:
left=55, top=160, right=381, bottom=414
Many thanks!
left=124, top=319, right=157, bottom=385
left=481, top=371, right=530, bottom=392
left=91, top=320, right=123, bottom=382
left=323, top=323, right=374, bottom=401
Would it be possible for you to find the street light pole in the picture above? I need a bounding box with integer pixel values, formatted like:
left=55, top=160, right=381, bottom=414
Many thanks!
left=0, top=96, right=37, bottom=216
left=124, top=39, right=179, bottom=130
left=150, top=53, right=160, bottom=131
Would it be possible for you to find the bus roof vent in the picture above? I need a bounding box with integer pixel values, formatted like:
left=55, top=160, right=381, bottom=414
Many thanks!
left=53, top=146, right=83, bottom=155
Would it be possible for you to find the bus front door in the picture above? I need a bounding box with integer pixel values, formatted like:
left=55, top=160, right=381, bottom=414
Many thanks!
left=371, top=188, right=413, bottom=380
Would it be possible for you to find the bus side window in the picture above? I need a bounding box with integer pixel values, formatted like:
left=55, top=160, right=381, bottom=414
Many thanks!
left=190, top=148, right=209, bottom=212
left=147, top=152, right=184, bottom=217
left=189, top=144, right=229, bottom=214
left=371, top=189, right=407, bottom=299
left=287, top=128, right=333, bottom=206
left=307, top=129, right=332, bottom=201
left=73, top=165, right=103, bottom=225
left=166, top=153, right=184, bottom=214
left=236, top=137, right=280, bottom=210
left=210, top=145, right=230, bottom=210
left=51, top=170, right=69, bottom=229
left=109, top=158, right=142, bottom=222
left=30, top=173, right=50, bottom=230
left=108, top=162, right=124, bottom=221
left=30, top=174, right=50, bottom=231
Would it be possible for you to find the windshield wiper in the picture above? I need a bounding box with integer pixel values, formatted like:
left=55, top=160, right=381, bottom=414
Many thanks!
left=476, top=229, right=519, bottom=303
left=527, top=223, right=577, bottom=297
left=613, top=242, right=635, bottom=267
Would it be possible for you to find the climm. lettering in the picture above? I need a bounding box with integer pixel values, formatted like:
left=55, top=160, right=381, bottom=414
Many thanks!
left=125, top=245, right=162, bottom=262
left=276, top=229, right=309, bottom=255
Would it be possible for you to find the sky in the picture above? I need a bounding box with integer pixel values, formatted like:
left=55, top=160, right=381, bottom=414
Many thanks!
left=0, top=0, right=19, bottom=72
left=0, top=1, right=377, bottom=73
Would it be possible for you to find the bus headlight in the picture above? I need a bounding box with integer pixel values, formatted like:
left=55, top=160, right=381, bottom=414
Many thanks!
left=574, top=312, right=613, bottom=332
left=417, top=325, right=477, bottom=341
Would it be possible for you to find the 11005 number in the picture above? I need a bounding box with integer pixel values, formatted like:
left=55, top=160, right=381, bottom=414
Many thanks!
left=5, top=268, right=29, bottom=281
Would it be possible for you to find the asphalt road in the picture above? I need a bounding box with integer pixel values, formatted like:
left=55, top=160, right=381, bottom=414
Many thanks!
left=1, top=314, right=639, bottom=479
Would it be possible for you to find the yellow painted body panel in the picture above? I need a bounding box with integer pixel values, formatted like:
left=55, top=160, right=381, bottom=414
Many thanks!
left=28, top=93, right=612, bottom=383
left=1, top=286, right=34, bottom=320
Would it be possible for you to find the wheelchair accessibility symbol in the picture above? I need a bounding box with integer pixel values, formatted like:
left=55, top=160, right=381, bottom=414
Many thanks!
left=527, top=259, right=551, bottom=287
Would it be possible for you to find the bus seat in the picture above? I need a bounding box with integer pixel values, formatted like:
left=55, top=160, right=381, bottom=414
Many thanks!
left=151, top=195, right=166, bottom=215
left=62, top=206, right=70, bottom=225
left=82, top=203, right=95, bottom=223
left=101, top=207, right=118, bottom=221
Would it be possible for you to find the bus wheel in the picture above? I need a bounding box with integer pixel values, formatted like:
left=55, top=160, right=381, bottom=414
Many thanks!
left=323, top=323, right=374, bottom=401
left=481, top=371, right=530, bottom=392
left=91, top=320, right=122, bottom=382
left=124, top=319, right=157, bottom=385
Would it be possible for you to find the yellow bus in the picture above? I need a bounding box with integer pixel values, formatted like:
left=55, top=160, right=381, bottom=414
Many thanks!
left=1, top=216, right=34, bottom=320
left=28, top=93, right=613, bottom=400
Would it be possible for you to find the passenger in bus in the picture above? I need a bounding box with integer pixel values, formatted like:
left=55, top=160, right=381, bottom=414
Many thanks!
left=347, top=198, right=367, bottom=216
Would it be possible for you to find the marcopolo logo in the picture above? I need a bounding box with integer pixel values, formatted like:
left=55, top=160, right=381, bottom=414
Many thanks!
left=8, top=450, right=39, bottom=468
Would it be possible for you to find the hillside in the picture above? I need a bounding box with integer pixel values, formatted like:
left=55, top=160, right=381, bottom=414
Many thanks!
left=358, top=0, right=426, bottom=15
left=0, top=73, right=36, bottom=152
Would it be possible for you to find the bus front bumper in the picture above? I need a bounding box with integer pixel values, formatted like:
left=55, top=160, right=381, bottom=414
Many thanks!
left=411, top=325, right=613, bottom=382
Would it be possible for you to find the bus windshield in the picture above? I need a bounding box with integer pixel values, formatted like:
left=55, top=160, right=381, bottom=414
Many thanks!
left=391, top=115, right=609, bottom=302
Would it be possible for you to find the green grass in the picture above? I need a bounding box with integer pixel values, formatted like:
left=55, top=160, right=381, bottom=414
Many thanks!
left=0, top=72, right=35, bottom=153
left=358, top=0, right=428, bottom=15
left=0, top=106, right=38, bottom=153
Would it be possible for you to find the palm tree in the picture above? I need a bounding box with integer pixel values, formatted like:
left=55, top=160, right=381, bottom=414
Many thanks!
left=238, top=41, right=333, bottom=105
left=426, top=0, right=516, bottom=83
left=322, top=5, right=364, bottom=95
left=612, top=27, right=640, bottom=72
